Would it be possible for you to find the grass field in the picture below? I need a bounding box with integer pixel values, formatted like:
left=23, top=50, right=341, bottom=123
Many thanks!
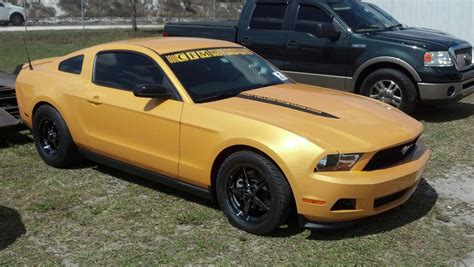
left=1, top=29, right=473, bottom=265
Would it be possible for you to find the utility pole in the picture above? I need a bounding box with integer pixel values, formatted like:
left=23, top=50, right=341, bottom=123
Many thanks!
left=131, top=0, right=138, bottom=32
left=213, top=0, right=216, bottom=20
left=81, top=0, right=85, bottom=32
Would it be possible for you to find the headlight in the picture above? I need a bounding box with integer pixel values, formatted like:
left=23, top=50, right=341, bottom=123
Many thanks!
left=424, top=51, right=453, bottom=67
left=315, top=154, right=361, bottom=172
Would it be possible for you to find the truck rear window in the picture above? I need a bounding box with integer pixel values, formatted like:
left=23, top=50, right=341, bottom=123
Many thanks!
left=162, top=47, right=292, bottom=103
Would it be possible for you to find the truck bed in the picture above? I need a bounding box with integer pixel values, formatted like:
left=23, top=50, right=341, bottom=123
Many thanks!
left=164, top=20, right=238, bottom=42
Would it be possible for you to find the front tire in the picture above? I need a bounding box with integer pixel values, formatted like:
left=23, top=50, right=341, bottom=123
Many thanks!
left=32, top=105, right=81, bottom=168
left=9, top=14, right=24, bottom=26
left=216, top=151, right=292, bottom=235
left=360, top=68, right=418, bottom=114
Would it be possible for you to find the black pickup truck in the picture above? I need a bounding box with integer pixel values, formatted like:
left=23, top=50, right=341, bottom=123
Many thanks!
left=164, top=0, right=474, bottom=113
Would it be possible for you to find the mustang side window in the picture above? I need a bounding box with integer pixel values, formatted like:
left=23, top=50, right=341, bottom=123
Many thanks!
left=93, top=51, right=165, bottom=91
left=295, top=5, right=333, bottom=35
left=58, top=55, right=84, bottom=75
left=249, top=3, right=288, bottom=30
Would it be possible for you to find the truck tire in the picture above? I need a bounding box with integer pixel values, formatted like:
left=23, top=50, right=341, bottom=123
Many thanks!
left=32, top=105, right=82, bottom=168
left=9, top=13, right=24, bottom=26
left=216, top=151, right=292, bottom=235
left=360, top=68, right=418, bottom=114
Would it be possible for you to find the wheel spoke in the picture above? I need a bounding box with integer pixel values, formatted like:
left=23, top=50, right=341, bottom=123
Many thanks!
left=252, top=180, right=266, bottom=192
left=391, top=96, right=402, bottom=107
left=230, top=184, right=241, bottom=196
left=243, top=200, right=251, bottom=217
left=388, top=81, right=397, bottom=92
left=254, top=196, right=270, bottom=211
left=376, top=81, right=385, bottom=91
left=241, top=167, right=251, bottom=187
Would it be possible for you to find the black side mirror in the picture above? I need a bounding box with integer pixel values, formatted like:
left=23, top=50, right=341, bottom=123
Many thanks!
left=315, top=23, right=341, bottom=40
left=134, top=84, right=173, bottom=99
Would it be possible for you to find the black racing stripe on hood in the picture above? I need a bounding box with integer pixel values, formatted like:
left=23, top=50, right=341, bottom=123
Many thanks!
left=237, top=93, right=339, bottom=119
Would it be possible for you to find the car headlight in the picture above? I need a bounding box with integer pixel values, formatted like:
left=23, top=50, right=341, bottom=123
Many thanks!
left=315, top=154, right=361, bottom=172
left=424, top=51, right=453, bottom=67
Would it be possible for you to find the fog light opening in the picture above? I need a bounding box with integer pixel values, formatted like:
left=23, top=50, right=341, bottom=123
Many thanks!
left=447, top=86, right=456, bottom=97
left=331, top=199, right=356, bottom=211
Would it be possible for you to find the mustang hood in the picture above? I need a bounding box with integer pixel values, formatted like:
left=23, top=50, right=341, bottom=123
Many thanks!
left=203, top=84, right=423, bottom=152
left=367, top=27, right=470, bottom=50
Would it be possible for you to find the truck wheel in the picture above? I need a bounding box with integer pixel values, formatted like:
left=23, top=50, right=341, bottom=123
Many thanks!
left=216, top=151, right=292, bottom=235
left=9, top=14, right=24, bottom=26
left=32, top=105, right=82, bottom=168
left=360, top=68, right=418, bottom=114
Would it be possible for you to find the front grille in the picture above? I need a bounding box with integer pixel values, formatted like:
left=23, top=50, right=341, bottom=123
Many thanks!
left=364, top=137, right=418, bottom=171
left=454, top=47, right=472, bottom=70
left=374, top=188, right=409, bottom=208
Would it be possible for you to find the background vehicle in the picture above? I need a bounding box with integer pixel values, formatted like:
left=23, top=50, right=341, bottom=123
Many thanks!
left=0, top=2, right=25, bottom=26
left=0, top=72, right=20, bottom=133
left=15, top=37, right=430, bottom=235
left=164, top=0, right=474, bottom=114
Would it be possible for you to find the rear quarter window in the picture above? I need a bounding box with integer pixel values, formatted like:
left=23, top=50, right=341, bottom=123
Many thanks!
left=58, top=55, right=84, bottom=75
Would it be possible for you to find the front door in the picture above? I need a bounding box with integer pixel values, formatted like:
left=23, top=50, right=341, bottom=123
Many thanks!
left=285, top=1, right=351, bottom=90
left=77, top=50, right=183, bottom=178
left=0, top=3, right=9, bottom=21
left=237, top=1, right=290, bottom=69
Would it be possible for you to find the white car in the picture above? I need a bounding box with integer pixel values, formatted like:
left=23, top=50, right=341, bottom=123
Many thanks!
left=0, top=2, right=25, bottom=26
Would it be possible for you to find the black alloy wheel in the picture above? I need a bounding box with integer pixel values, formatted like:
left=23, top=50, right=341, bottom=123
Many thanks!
left=227, top=164, right=272, bottom=223
left=38, top=118, right=60, bottom=155
left=216, top=151, right=292, bottom=235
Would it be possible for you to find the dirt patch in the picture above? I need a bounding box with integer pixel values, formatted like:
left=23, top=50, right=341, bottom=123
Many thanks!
left=430, top=165, right=474, bottom=227
left=430, top=165, right=474, bottom=264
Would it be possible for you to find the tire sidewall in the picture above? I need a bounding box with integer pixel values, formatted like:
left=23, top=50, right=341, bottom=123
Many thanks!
left=216, top=152, right=288, bottom=235
left=360, top=69, right=418, bottom=114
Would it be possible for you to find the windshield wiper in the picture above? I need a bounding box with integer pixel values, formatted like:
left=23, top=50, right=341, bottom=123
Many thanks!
left=386, top=24, right=404, bottom=30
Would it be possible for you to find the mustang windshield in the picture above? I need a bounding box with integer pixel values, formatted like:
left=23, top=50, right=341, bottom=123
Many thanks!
left=328, top=1, right=400, bottom=33
left=163, top=47, right=292, bottom=103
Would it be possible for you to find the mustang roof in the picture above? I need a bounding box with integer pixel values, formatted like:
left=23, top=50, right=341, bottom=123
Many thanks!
left=113, top=37, right=241, bottom=55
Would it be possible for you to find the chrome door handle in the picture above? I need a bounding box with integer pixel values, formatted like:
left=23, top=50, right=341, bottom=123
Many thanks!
left=287, top=40, right=298, bottom=48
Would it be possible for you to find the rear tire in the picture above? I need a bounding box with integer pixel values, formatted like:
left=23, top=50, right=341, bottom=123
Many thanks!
left=360, top=68, right=418, bottom=114
left=32, top=105, right=82, bottom=168
left=9, top=14, right=24, bottom=26
left=216, top=151, right=292, bottom=235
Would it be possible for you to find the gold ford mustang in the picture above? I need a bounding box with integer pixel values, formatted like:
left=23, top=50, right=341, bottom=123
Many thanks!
left=15, top=37, right=430, bottom=235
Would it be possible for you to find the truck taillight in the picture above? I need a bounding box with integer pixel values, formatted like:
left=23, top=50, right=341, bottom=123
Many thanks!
left=163, top=32, right=169, bottom=37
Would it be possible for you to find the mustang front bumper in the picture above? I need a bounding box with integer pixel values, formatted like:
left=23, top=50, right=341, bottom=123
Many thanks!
left=292, top=142, right=431, bottom=227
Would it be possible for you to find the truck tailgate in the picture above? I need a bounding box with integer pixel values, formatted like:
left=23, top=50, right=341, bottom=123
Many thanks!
left=165, top=20, right=238, bottom=42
